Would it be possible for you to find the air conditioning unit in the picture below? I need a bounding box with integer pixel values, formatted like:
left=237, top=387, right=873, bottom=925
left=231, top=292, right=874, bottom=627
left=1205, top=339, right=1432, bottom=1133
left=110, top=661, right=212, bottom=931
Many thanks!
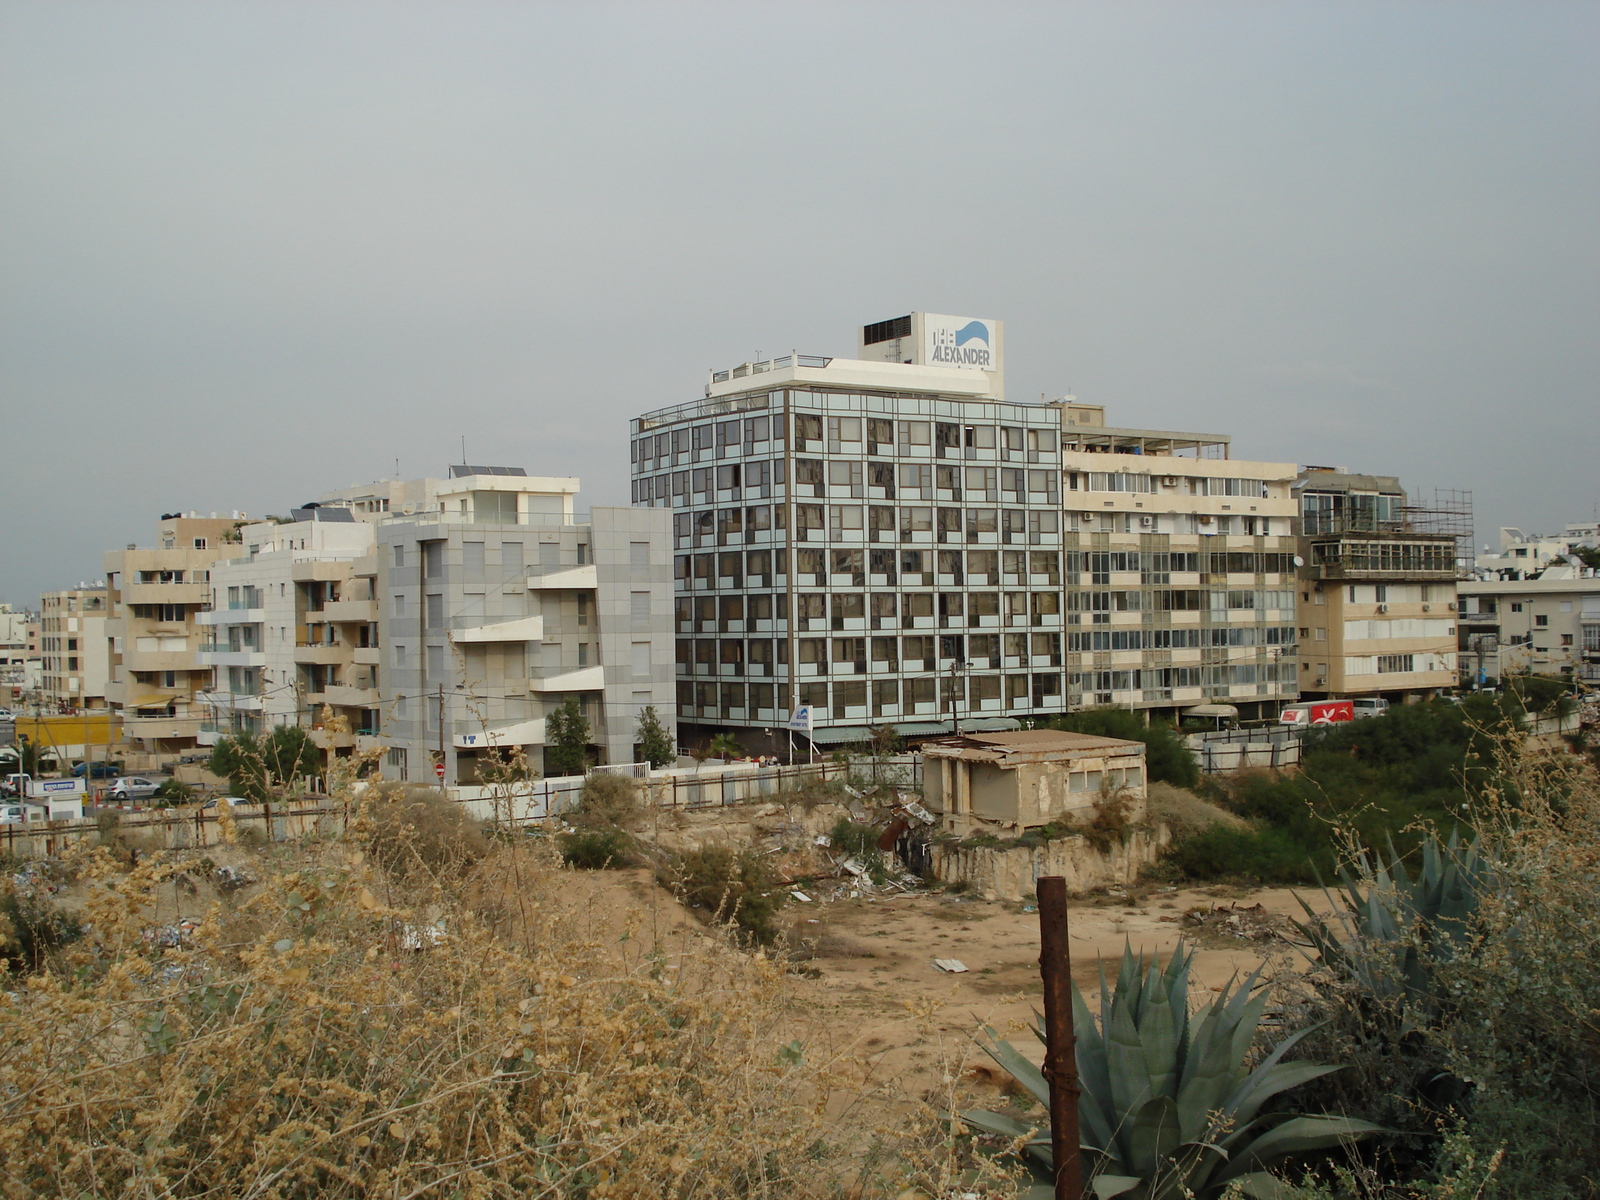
left=1082, top=511, right=1097, bottom=521
left=1162, top=476, right=1179, bottom=487
left=1376, top=603, right=1389, bottom=613
left=1422, top=604, right=1431, bottom=612
left=1139, top=516, right=1154, bottom=527
left=1447, top=601, right=1457, bottom=611
left=1198, top=514, right=1215, bottom=524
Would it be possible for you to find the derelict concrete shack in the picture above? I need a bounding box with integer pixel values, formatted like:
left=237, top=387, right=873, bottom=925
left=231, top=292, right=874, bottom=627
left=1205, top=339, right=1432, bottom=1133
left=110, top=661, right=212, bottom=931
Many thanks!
left=921, top=729, right=1147, bottom=835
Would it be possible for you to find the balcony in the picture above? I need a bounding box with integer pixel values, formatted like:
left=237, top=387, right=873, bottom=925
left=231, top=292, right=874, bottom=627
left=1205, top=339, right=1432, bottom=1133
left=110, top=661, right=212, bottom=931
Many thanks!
left=527, top=565, right=598, bottom=590
left=308, top=727, right=357, bottom=750
left=451, top=615, right=544, bottom=643
left=530, top=665, right=606, bottom=692
left=121, top=581, right=211, bottom=607
left=321, top=684, right=380, bottom=707
left=197, top=691, right=265, bottom=711
left=321, top=598, right=377, bottom=623
left=122, top=715, right=204, bottom=742
left=120, top=647, right=200, bottom=672
left=352, top=646, right=381, bottom=665
left=291, top=560, right=353, bottom=582
left=294, top=643, right=349, bottom=665
left=197, top=607, right=265, bottom=626
left=196, top=645, right=266, bottom=668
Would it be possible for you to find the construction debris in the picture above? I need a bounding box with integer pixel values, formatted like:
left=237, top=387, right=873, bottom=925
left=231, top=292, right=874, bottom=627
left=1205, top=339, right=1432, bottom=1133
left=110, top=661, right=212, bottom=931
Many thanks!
left=1178, top=902, right=1290, bottom=945
left=933, top=958, right=969, bottom=973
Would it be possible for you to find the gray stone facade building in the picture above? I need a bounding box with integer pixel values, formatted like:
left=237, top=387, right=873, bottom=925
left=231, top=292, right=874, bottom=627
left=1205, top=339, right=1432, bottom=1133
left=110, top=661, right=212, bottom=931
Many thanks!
left=371, top=469, right=674, bottom=782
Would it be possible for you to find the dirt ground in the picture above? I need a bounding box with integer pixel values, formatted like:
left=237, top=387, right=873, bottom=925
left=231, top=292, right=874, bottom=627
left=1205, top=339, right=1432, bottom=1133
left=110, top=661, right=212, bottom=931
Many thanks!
left=552, top=866, right=1335, bottom=1112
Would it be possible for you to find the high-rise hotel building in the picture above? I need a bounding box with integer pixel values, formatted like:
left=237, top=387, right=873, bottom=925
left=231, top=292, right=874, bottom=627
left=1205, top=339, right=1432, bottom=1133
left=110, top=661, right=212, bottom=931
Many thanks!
left=630, top=314, right=1300, bottom=748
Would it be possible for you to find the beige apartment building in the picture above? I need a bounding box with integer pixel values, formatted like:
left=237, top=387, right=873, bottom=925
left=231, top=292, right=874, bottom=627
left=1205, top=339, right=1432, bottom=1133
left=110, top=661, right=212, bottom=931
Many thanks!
left=39, top=587, right=110, bottom=710
left=1294, top=470, right=1460, bottom=701
left=104, top=514, right=243, bottom=754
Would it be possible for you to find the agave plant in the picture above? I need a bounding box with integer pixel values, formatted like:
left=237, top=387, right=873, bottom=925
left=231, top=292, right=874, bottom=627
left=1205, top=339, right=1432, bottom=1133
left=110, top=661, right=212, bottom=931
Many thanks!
left=962, top=944, right=1381, bottom=1199
left=1293, top=830, right=1489, bottom=1017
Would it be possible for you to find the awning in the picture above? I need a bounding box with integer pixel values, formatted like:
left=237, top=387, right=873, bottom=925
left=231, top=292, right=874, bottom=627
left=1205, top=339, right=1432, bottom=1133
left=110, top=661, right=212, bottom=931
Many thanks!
left=805, top=717, right=1021, bottom=747
left=1183, top=704, right=1239, bottom=719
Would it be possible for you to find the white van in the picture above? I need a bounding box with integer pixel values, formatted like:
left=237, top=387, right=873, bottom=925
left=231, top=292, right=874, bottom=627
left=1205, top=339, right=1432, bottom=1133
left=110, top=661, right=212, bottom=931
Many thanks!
left=1351, top=697, right=1390, bottom=718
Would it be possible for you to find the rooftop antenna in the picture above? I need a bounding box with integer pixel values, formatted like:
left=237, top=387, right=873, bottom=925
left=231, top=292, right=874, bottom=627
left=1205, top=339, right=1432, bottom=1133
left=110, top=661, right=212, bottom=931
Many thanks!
left=461, top=436, right=467, bottom=468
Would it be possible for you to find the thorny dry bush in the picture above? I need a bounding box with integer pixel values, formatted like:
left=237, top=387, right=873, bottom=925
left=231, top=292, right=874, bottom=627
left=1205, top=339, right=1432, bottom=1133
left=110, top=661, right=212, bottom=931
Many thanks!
left=0, top=783, right=1012, bottom=1199
left=1277, top=732, right=1600, bottom=1200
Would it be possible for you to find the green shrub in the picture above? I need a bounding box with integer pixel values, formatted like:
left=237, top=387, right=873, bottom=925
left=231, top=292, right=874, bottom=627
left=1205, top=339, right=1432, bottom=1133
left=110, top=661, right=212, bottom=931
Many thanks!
left=1161, top=822, right=1323, bottom=884
left=155, top=778, right=193, bottom=804
left=572, top=772, right=638, bottom=830
left=827, top=817, right=887, bottom=883
left=559, top=827, right=634, bottom=869
left=1039, top=707, right=1199, bottom=788
left=659, top=846, right=786, bottom=945
left=0, top=890, right=84, bottom=974
left=362, top=785, right=488, bottom=880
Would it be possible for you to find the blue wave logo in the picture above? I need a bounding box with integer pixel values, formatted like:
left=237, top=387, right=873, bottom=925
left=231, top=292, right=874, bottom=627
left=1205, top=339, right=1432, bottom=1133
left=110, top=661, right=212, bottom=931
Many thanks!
left=954, top=320, right=990, bottom=346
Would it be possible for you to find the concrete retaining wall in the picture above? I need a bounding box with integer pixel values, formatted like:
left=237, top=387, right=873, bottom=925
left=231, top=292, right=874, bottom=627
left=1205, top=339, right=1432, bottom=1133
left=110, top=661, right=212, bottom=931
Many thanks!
left=930, top=823, right=1171, bottom=901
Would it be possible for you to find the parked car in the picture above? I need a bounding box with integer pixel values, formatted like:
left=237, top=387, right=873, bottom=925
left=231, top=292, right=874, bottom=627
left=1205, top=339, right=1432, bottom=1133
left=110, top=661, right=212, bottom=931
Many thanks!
left=1, top=773, right=32, bottom=799
left=1, top=803, right=29, bottom=824
left=106, top=776, right=162, bottom=803
left=72, top=760, right=124, bottom=779
left=201, top=796, right=250, bottom=809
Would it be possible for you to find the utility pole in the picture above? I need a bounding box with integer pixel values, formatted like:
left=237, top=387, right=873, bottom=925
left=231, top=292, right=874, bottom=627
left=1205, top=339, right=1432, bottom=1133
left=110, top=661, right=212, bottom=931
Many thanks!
left=1037, top=876, right=1083, bottom=1200
left=437, top=683, right=446, bottom=786
left=949, top=658, right=967, bottom=735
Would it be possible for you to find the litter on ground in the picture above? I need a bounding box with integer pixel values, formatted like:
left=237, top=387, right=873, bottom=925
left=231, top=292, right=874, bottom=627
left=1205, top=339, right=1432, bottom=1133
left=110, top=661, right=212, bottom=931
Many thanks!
left=933, top=958, right=969, bottom=973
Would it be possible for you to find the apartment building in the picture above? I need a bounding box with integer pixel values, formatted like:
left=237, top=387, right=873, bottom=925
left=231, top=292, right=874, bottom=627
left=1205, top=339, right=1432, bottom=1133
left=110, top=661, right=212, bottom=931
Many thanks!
left=0, top=604, right=37, bottom=695
left=629, top=313, right=1301, bottom=751
left=1293, top=470, right=1460, bottom=702
left=197, top=507, right=380, bottom=758
left=1458, top=567, right=1600, bottom=686
left=103, top=515, right=242, bottom=754
left=39, top=587, right=110, bottom=710
left=369, top=468, right=675, bottom=783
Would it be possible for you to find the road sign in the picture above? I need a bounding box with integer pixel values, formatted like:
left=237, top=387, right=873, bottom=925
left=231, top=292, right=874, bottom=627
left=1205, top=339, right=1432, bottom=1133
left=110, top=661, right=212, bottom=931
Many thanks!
left=785, top=705, right=814, bottom=733
left=434, top=762, right=446, bottom=780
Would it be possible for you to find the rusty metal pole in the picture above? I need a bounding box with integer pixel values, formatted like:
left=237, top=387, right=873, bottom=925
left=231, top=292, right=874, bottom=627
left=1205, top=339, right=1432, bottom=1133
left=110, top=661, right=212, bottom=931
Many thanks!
left=1037, top=875, right=1082, bottom=1200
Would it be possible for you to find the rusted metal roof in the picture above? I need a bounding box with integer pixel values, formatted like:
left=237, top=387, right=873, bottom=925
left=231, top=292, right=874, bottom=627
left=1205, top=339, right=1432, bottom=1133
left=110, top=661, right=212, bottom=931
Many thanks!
left=920, top=728, right=1144, bottom=766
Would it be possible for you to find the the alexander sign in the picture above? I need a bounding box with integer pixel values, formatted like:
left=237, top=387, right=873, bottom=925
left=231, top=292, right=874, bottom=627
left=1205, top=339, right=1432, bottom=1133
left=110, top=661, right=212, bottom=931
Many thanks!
left=922, top=314, right=995, bottom=372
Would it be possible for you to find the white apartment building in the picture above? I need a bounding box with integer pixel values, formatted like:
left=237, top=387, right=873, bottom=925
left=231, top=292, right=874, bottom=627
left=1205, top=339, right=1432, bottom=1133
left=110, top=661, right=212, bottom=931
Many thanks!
left=1458, top=565, right=1600, bottom=686
left=198, top=507, right=379, bottom=759
left=39, top=587, right=110, bottom=710
left=630, top=313, right=1301, bottom=751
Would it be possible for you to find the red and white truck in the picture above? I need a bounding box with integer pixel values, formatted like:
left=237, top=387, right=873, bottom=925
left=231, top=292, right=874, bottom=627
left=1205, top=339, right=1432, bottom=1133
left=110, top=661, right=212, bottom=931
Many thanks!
left=1279, top=700, right=1355, bottom=726
left=1279, top=697, right=1389, bottom=726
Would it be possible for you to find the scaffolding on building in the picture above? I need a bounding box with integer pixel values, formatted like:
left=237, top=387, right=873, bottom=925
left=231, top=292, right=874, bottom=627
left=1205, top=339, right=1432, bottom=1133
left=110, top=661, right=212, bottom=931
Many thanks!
left=1403, top=488, right=1475, bottom=575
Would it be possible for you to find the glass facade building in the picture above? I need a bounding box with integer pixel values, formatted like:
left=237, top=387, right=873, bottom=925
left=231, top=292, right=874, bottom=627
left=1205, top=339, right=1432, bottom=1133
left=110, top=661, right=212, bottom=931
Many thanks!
left=631, top=330, right=1301, bottom=745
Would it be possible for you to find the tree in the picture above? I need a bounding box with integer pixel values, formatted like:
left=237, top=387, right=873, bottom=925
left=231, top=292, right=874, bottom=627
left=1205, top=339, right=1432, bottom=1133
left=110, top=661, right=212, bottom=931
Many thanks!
left=634, top=705, right=675, bottom=768
left=208, top=726, right=318, bottom=802
left=544, top=697, right=590, bottom=778
left=1043, top=707, right=1200, bottom=788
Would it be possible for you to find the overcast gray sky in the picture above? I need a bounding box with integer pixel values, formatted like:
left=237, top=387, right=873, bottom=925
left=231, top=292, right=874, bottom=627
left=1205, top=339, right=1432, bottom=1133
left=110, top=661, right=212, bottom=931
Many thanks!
left=2, top=1, right=1596, bottom=607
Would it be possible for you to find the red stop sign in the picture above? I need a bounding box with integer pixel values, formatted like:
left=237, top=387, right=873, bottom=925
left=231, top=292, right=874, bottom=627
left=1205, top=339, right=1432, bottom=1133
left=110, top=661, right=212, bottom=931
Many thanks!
left=434, top=762, right=446, bottom=780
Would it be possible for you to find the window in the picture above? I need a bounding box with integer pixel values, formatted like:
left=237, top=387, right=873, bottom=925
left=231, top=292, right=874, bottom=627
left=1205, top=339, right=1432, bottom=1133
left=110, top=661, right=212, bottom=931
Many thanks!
left=193, top=538, right=207, bottom=550
left=424, top=541, right=444, bottom=579
left=393, top=544, right=405, bottom=568
left=631, top=591, right=651, bottom=625
left=630, top=541, right=650, bottom=567
left=577, top=594, right=590, bottom=626
left=1377, top=654, right=1415, bottom=673
left=1510, top=602, right=1523, bottom=612
left=1535, top=614, right=1549, bottom=627
left=393, top=594, right=406, bottom=618
left=426, top=594, right=444, bottom=629
left=631, top=642, right=651, bottom=679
